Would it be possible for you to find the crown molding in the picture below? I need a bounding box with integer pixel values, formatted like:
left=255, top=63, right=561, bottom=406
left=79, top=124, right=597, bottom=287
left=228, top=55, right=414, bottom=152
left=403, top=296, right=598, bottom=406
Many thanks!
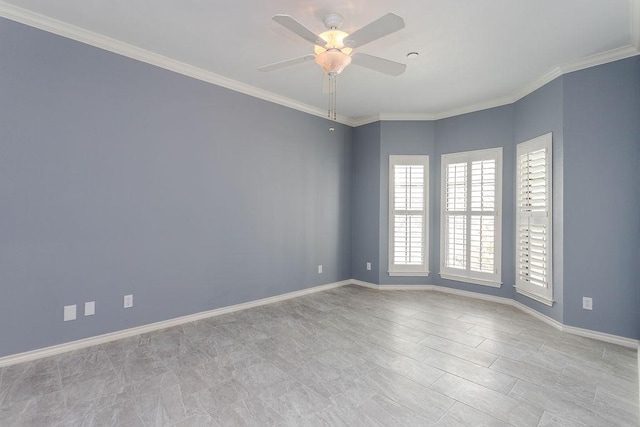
left=510, top=66, right=563, bottom=104
left=0, top=2, right=355, bottom=127
left=1, top=1, right=638, bottom=128
left=510, top=44, right=640, bottom=103
left=379, top=113, right=437, bottom=122
left=350, top=115, right=381, bottom=127
left=351, top=113, right=437, bottom=127
left=559, top=44, right=639, bottom=75
left=370, top=44, right=639, bottom=125
left=431, top=95, right=515, bottom=120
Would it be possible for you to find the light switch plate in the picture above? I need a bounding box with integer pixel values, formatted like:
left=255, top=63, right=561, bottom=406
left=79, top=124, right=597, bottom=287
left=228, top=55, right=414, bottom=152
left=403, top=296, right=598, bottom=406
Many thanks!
left=64, top=304, right=77, bottom=321
left=85, top=301, right=95, bottom=316
left=124, top=294, right=133, bottom=308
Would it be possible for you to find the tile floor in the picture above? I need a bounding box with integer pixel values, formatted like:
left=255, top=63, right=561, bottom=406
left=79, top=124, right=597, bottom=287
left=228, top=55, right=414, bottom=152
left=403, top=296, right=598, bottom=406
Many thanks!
left=0, top=285, right=638, bottom=426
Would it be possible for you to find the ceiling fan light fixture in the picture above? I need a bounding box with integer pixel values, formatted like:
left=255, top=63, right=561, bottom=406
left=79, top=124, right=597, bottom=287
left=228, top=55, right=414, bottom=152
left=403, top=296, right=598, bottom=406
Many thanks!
left=315, top=30, right=352, bottom=55
left=315, top=49, right=352, bottom=77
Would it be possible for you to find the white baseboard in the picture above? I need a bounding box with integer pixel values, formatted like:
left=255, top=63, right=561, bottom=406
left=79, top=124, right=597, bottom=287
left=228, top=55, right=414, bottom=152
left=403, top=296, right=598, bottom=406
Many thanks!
left=429, top=284, right=512, bottom=305
left=0, top=279, right=350, bottom=368
left=435, top=286, right=637, bottom=348
left=350, top=280, right=432, bottom=291
left=351, top=280, right=639, bottom=349
left=350, top=279, right=379, bottom=289
left=559, top=324, right=639, bottom=349
left=378, top=284, right=432, bottom=291
left=1, top=278, right=636, bottom=368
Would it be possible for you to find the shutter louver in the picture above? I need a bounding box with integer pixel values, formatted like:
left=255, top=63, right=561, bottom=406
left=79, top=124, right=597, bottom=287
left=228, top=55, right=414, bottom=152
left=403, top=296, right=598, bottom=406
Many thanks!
left=394, top=215, right=423, bottom=265
left=446, top=163, right=467, bottom=212
left=445, top=214, right=467, bottom=269
left=470, top=215, right=494, bottom=273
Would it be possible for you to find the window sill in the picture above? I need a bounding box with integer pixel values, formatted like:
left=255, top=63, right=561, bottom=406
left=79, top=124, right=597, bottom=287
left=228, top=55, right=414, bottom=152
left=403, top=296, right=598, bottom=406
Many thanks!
left=515, top=287, right=554, bottom=306
left=388, top=271, right=430, bottom=277
left=439, top=273, right=502, bottom=288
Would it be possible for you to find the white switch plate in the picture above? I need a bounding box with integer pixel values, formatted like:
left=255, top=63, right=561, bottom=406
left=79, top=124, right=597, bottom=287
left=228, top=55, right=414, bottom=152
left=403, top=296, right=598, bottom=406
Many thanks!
left=124, top=294, right=133, bottom=308
left=84, top=301, right=95, bottom=316
left=64, top=304, right=76, bottom=321
left=582, top=297, right=593, bottom=310
left=318, top=265, right=323, bottom=274
left=366, top=262, right=371, bottom=271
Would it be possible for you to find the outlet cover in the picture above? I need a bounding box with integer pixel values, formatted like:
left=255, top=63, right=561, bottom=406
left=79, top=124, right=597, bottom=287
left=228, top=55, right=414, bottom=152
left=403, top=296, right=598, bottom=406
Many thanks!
left=318, top=265, right=323, bottom=274
left=124, top=294, right=133, bottom=308
left=582, top=297, right=593, bottom=310
left=84, top=301, right=95, bottom=316
left=64, top=304, right=76, bottom=321
left=366, top=262, right=371, bottom=271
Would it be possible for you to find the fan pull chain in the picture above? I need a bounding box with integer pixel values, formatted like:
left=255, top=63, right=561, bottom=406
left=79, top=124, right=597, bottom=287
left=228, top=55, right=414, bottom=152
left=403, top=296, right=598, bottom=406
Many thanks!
left=327, top=76, right=333, bottom=119
left=333, top=77, right=337, bottom=121
left=327, top=76, right=331, bottom=119
left=327, top=76, right=338, bottom=121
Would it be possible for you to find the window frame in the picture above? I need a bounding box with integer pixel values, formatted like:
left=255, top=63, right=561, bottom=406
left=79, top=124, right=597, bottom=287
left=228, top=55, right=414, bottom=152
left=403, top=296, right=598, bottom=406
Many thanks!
left=440, top=147, right=503, bottom=287
left=388, top=155, right=430, bottom=277
left=515, top=133, right=553, bottom=306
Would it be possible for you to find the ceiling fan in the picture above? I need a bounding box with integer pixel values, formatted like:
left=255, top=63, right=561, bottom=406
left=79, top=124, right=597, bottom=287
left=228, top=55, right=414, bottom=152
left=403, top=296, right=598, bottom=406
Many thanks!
left=258, top=12, right=407, bottom=78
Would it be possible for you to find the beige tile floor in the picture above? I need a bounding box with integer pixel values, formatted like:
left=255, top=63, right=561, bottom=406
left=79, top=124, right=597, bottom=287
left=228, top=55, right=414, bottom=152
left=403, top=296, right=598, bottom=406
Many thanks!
left=0, top=285, right=638, bottom=426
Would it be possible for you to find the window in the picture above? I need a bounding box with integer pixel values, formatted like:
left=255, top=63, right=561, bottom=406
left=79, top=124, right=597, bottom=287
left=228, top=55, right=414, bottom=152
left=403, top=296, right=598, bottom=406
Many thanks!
left=440, top=148, right=502, bottom=286
left=388, top=155, right=429, bottom=276
left=515, top=133, right=553, bottom=305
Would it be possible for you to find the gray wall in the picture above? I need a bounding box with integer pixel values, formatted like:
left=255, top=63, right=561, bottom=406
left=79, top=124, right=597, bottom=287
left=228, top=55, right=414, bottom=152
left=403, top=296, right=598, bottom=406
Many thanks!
left=360, top=58, right=639, bottom=339
left=562, top=57, right=640, bottom=339
left=513, top=77, right=565, bottom=323
left=379, top=121, right=436, bottom=285
left=0, top=18, right=352, bottom=358
left=433, top=106, right=516, bottom=299
left=351, top=122, right=381, bottom=283
left=2, top=16, right=638, bottom=359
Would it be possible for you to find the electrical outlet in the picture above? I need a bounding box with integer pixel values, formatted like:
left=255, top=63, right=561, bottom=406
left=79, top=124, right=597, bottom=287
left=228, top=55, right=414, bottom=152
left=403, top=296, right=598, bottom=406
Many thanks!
left=582, top=297, right=593, bottom=310
left=124, top=294, right=133, bottom=308
left=84, top=301, right=95, bottom=316
left=366, top=262, right=371, bottom=271
left=64, top=304, right=76, bottom=321
left=318, top=265, right=323, bottom=274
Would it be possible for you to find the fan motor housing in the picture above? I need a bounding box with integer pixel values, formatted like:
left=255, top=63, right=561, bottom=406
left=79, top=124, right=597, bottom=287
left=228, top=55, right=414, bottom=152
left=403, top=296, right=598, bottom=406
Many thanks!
left=323, top=13, right=344, bottom=29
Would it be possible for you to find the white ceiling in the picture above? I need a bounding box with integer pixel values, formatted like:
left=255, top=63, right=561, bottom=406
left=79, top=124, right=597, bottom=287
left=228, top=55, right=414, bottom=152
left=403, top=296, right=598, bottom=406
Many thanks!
left=1, top=0, right=639, bottom=125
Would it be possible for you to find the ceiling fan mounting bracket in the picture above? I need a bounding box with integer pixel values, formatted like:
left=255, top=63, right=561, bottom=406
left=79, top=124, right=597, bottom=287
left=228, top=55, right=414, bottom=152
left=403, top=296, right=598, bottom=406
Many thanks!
left=323, top=13, right=344, bottom=30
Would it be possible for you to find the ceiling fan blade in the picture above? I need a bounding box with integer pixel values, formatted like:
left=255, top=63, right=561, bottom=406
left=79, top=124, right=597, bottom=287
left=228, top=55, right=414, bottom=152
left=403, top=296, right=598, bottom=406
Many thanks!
left=272, top=15, right=325, bottom=46
left=258, top=54, right=316, bottom=72
left=351, top=53, right=406, bottom=76
left=344, top=13, right=405, bottom=48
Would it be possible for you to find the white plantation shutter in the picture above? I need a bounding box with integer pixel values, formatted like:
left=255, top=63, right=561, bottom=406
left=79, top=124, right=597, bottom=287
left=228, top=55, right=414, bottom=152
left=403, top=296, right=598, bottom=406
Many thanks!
left=389, top=155, right=429, bottom=276
left=516, top=133, right=553, bottom=305
left=470, top=159, right=496, bottom=274
left=444, top=162, right=467, bottom=269
left=441, top=148, right=502, bottom=287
